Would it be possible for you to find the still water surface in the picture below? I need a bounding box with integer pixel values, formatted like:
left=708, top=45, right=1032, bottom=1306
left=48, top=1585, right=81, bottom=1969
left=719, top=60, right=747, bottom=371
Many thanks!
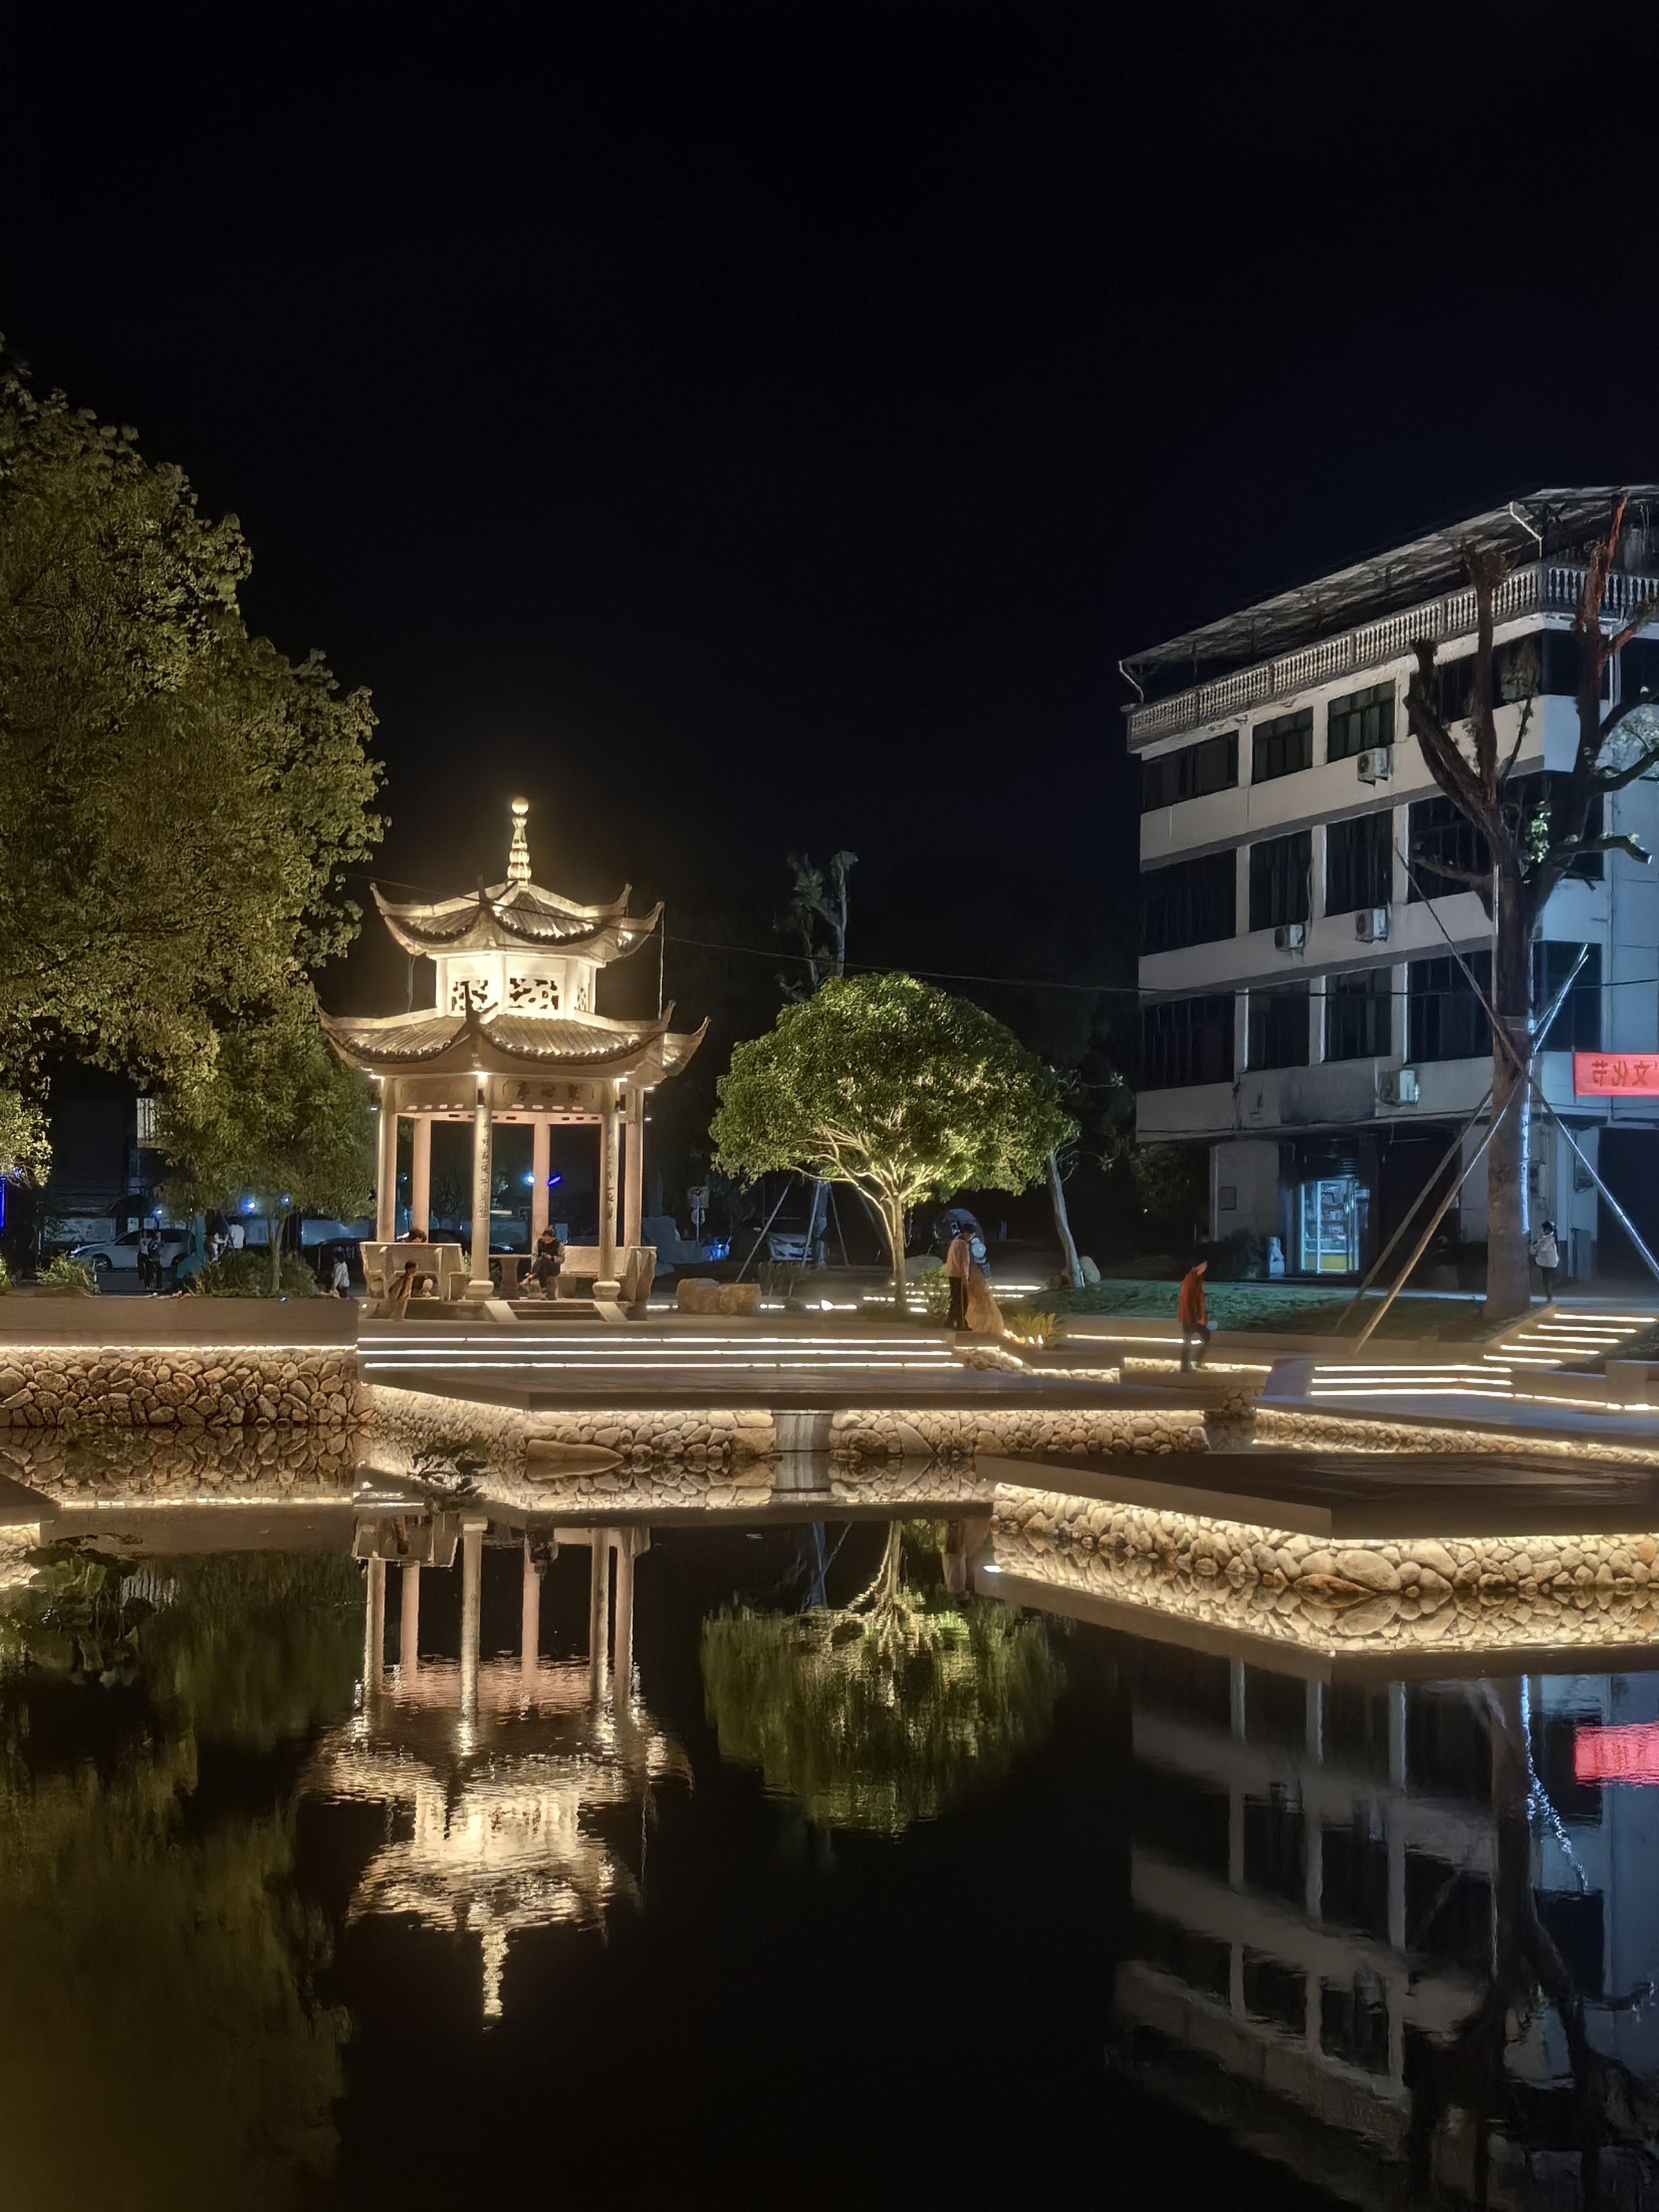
left=2, top=1495, right=1656, bottom=2208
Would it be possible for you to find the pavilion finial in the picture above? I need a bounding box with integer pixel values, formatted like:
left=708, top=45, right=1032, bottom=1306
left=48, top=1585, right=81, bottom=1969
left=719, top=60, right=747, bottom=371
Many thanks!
left=507, top=797, right=531, bottom=886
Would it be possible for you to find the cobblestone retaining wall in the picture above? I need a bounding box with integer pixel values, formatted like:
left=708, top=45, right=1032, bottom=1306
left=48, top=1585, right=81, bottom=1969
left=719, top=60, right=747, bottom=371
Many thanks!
left=1258, top=1405, right=1659, bottom=1466
left=0, top=1346, right=368, bottom=1429
left=0, top=1425, right=359, bottom=1502
left=830, top=1405, right=1209, bottom=1459
left=995, top=1486, right=1659, bottom=1656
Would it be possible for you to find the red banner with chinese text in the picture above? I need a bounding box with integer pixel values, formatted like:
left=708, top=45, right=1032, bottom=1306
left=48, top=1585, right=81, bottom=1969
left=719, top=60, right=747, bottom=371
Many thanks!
left=1573, top=1054, right=1659, bottom=1098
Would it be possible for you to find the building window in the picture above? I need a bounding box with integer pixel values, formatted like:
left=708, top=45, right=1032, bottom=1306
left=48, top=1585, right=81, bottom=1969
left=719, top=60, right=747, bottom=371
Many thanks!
left=1408, top=950, right=1492, bottom=1062
left=1247, top=983, right=1310, bottom=1070
left=1141, top=731, right=1238, bottom=812
left=1325, top=810, right=1394, bottom=916
left=1141, top=852, right=1237, bottom=954
left=1532, top=940, right=1602, bottom=1051
left=1248, top=830, right=1311, bottom=933
left=1141, top=995, right=1236, bottom=1088
left=1325, top=969, right=1391, bottom=1061
left=1251, top=706, right=1313, bottom=785
left=1407, top=792, right=1488, bottom=900
left=1299, top=1175, right=1365, bottom=1273
left=1327, top=682, right=1394, bottom=762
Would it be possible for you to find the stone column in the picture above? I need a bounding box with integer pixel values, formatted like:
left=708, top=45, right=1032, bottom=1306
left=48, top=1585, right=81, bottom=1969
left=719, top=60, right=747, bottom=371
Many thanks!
left=623, top=1083, right=644, bottom=1252
left=410, top=1116, right=432, bottom=1237
left=588, top=1530, right=611, bottom=1700
left=597, top=1094, right=620, bottom=1290
left=530, top=1117, right=551, bottom=1246
left=468, top=1077, right=494, bottom=1296
left=613, top=1533, right=636, bottom=1699
left=399, top=1561, right=420, bottom=1672
left=363, top=1557, right=386, bottom=1692
left=459, top=1513, right=487, bottom=1718
left=375, top=1081, right=400, bottom=1244
left=520, top=1539, right=541, bottom=1681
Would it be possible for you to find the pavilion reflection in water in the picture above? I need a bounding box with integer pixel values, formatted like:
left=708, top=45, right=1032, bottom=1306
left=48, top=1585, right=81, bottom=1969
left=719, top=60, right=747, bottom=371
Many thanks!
left=308, top=1504, right=687, bottom=2019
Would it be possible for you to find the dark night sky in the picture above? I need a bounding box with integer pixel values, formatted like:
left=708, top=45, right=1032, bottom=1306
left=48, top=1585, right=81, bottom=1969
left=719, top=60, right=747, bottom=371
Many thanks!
left=7, top=9, right=1658, bottom=1057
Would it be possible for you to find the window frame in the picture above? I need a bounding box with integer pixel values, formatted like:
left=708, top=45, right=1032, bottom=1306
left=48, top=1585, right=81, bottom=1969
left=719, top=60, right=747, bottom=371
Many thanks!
left=1326, top=682, right=1395, bottom=763
left=1247, top=829, right=1312, bottom=934
left=1251, top=706, right=1313, bottom=786
left=1325, top=968, right=1392, bottom=1062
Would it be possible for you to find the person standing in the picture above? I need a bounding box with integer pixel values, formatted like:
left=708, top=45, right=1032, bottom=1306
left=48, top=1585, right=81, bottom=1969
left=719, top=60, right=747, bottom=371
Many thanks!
left=1178, top=1257, right=1210, bottom=1371
left=331, top=1250, right=351, bottom=1298
left=943, top=1227, right=973, bottom=1330
left=1532, top=1219, right=1560, bottom=1303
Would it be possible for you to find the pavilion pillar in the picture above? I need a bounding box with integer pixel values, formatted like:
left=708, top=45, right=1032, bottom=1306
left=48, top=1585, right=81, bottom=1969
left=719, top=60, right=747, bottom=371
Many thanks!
left=587, top=1530, right=611, bottom=1701
left=375, top=1080, right=400, bottom=1244
left=613, top=1532, right=636, bottom=1701
left=409, top=1115, right=432, bottom=1238
left=530, top=1116, right=551, bottom=1246
left=459, top=1513, right=487, bottom=1718
left=520, top=1538, right=541, bottom=1681
left=623, top=1083, right=644, bottom=1252
left=468, top=1076, right=494, bottom=1296
left=597, top=1092, right=620, bottom=1290
left=399, top=1561, right=421, bottom=1672
left=363, top=1557, right=386, bottom=1692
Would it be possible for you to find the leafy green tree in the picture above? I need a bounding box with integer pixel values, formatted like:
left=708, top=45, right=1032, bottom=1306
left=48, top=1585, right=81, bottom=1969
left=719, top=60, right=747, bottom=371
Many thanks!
left=701, top=1524, right=1063, bottom=1835
left=0, top=1546, right=360, bottom=2205
left=0, top=350, right=383, bottom=1100
left=710, top=972, right=1074, bottom=1310
left=0, top=1090, right=48, bottom=1185
left=158, top=997, right=373, bottom=1294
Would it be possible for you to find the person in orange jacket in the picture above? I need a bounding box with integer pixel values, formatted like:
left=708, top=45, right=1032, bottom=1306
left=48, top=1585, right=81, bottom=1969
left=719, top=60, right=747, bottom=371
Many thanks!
left=1178, top=1257, right=1210, bottom=1371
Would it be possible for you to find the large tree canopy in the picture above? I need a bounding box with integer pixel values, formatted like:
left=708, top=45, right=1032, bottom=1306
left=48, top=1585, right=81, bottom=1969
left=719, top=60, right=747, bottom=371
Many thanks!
left=158, top=999, right=374, bottom=1293
left=0, top=354, right=383, bottom=1112
left=710, top=971, right=1074, bottom=1307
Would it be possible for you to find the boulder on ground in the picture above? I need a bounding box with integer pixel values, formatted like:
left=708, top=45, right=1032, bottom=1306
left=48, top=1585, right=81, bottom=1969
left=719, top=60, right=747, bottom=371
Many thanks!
left=676, top=1277, right=760, bottom=1317
left=1080, top=1255, right=1101, bottom=1285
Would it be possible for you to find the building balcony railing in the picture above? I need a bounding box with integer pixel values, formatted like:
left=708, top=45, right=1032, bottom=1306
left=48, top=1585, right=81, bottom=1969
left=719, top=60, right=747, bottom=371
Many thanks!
left=1126, top=562, right=1659, bottom=750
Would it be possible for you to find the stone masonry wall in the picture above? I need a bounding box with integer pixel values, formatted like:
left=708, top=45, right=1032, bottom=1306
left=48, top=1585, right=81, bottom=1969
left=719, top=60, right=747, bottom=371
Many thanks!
left=1258, top=1405, right=1659, bottom=1467
left=0, top=1346, right=368, bottom=1429
left=995, top=1485, right=1659, bottom=1657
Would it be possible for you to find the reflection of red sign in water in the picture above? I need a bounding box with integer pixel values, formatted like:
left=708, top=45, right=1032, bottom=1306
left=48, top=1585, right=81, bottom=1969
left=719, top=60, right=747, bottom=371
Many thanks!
left=1574, top=1723, right=1659, bottom=1785
left=1574, top=1054, right=1659, bottom=1097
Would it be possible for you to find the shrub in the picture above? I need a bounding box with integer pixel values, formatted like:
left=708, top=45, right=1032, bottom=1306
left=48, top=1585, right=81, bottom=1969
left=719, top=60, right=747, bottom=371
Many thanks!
left=914, top=1264, right=951, bottom=1324
left=0, top=1252, right=9, bottom=1293
left=1004, top=1307, right=1060, bottom=1346
left=1201, top=1229, right=1267, bottom=1282
left=37, top=1253, right=96, bottom=1296
left=187, top=1249, right=320, bottom=1298
left=758, top=1258, right=806, bottom=1302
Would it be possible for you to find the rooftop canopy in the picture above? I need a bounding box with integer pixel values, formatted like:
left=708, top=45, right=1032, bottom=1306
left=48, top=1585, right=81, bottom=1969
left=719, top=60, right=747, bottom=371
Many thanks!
left=1122, top=487, right=1659, bottom=704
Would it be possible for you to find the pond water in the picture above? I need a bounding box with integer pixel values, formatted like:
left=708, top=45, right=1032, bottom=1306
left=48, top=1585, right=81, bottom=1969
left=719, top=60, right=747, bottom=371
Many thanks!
left=4, top=1478, right=1659, bottom=2208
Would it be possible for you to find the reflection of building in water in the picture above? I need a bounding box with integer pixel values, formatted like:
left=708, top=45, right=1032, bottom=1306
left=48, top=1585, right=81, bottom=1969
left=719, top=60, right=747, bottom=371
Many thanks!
left=309, top=1508, right=684, bottom=2019
left=1118, top=1640, right=1659, bottom=2196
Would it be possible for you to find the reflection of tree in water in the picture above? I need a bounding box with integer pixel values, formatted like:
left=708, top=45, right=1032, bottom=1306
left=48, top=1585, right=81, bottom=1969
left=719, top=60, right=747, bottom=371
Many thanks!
left=0, top=1545, right=359, bottom=2207
left=701, top=1521, right=1063, bottom=1835
left=1407, top=1680, right=1659, bottom=2202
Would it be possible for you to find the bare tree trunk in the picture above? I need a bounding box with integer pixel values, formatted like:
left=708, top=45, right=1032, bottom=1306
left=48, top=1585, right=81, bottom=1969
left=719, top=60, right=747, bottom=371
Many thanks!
left=880, top=1193, right=908, bottom=1316
left=264, top=1215, right=282, bottom=1299
left=1047, top=1149, right=1083, bottom=1289
left=1485, top=869, right=1534, bottom=1320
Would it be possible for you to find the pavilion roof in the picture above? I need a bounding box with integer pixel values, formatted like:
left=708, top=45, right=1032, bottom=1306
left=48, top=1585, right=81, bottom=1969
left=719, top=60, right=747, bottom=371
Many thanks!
left=371, top=878, right=662, bottom=962
left=319, top=996, right=707, bottom=1082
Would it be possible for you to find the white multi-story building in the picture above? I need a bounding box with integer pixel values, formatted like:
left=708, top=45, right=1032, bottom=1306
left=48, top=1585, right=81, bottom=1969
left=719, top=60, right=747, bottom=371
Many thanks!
left=1125, top=489, right=1659, bottom=1283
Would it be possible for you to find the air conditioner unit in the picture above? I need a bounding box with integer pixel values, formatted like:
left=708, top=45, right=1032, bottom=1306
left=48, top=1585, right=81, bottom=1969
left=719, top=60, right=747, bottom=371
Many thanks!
left=1274, top=922, right=1306, bottom=953
left=1355, top=906, right=1390, bottom=943
left=1381, top=1066, right=1420, bottom=1106
left=1355, top=746, right=1393, bottom=784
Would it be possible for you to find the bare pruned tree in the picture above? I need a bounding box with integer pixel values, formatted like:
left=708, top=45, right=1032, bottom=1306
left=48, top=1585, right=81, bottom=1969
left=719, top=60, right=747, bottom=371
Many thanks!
left=1403, top=497, right=1659, bottom=1317
left=777, top=851, right=857, bottom=1000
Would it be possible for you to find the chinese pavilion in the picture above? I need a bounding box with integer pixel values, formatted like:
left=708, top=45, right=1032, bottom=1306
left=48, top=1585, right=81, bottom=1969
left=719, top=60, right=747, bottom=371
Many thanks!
left=320, top=799, right=705, bottom=1296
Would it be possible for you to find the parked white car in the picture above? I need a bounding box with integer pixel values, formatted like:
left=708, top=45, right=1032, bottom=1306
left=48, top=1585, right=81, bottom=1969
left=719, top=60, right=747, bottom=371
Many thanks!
left=68, top=1227, right=189, bottom=1277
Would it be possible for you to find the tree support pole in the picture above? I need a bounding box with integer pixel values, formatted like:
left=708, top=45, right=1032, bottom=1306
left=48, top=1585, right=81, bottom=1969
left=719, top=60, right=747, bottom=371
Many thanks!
left=1351, top=956, right=1588, bottom=1347
left=736, top=1178, right=793, bottom=1282
left=399, top=1561, right=420, bottom=1673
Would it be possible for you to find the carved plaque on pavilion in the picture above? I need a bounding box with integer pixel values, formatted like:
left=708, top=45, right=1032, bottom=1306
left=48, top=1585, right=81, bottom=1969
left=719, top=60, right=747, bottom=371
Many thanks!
left=506, top=974, right=560, bottom=1011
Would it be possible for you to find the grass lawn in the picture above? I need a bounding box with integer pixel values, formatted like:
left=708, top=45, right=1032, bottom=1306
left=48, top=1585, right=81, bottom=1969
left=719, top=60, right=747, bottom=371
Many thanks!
left=1001, top=1276, right=1495, bottom=1343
